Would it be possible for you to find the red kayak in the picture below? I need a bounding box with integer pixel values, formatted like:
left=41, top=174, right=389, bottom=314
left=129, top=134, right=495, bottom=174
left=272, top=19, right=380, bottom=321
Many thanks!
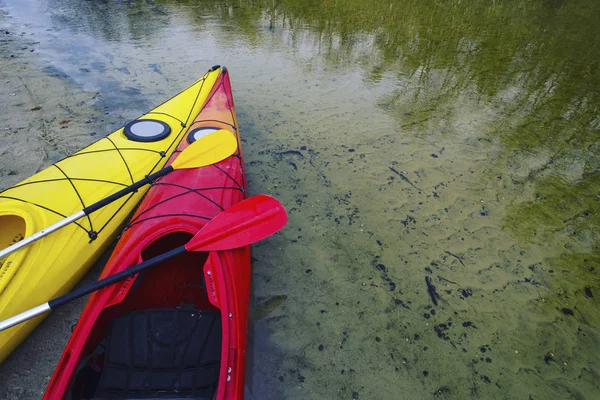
left=45, top=66, right=250, bottom=399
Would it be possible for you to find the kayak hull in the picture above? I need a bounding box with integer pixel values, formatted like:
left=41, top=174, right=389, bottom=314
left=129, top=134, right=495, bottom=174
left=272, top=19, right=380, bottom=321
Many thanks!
left=0, top=67, right=223, bottom=363
left=45, top=67, right=250, bottom=400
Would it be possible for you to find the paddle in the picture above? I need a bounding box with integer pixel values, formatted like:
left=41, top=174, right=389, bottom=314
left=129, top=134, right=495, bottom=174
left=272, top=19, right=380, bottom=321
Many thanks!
left=0, top=194, right=287, bottom=332
left=0, top=129, right=238, bottom=261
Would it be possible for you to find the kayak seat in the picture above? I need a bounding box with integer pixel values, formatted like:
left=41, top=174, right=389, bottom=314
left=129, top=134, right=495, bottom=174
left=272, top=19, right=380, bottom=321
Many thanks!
left=92, top=307, right=221, bottom=399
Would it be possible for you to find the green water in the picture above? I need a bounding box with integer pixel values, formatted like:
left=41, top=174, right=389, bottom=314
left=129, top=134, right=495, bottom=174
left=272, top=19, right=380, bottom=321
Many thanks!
left=0, top=0, right=599, bottom=398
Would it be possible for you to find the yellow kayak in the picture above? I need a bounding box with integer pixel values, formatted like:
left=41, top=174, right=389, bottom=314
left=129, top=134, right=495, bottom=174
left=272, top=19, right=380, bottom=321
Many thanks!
left=0, top=66, right=222, bottom=363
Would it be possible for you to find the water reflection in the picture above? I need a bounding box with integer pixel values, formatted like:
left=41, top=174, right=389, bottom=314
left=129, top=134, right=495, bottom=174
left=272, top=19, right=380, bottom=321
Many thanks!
left=0, top=0, right=598, bottom=398
left=45, top=0, right=172, bottom=41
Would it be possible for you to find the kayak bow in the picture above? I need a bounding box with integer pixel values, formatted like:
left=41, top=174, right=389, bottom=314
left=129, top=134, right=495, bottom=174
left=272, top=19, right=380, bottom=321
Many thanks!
left=0, top=129, right=237, bottom=262
left=45, top=67, right=267, bottom=400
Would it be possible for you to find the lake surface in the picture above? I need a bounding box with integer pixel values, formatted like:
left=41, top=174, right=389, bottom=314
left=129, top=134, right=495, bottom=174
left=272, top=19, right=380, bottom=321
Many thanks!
left=0, top=0, right=599, bottom=398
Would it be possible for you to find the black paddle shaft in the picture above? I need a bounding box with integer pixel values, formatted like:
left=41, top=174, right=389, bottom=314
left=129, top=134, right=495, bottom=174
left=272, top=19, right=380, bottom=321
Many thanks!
left=82, top=166, right=174, bottom=215
left=49, top=245, right=186, bottom=309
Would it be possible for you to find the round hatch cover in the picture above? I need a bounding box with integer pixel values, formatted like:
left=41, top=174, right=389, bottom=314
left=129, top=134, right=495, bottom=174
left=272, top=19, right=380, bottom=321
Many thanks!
left=187, top=127, right=222, bottom=144
left=124, top=119, right=171, bottom=142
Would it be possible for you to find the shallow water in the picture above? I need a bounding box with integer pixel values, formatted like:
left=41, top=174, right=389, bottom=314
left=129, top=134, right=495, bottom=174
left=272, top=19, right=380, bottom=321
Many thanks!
left=0, top=0, right=599, bottom=398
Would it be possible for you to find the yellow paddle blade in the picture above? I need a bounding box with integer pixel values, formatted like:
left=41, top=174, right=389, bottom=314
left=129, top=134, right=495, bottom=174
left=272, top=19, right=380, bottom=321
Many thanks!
left=171, top=129, right=238, bottom=170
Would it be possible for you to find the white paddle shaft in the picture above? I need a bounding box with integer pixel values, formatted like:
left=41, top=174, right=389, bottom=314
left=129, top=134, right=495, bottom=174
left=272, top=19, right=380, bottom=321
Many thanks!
left=0, top=211, right=85, bottom=260
left=0, top=303, right=51, bottom=332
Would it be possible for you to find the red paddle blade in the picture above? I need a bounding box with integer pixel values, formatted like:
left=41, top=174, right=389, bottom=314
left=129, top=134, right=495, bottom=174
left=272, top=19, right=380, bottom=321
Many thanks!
left=186, top=194, right=288, bottom=251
